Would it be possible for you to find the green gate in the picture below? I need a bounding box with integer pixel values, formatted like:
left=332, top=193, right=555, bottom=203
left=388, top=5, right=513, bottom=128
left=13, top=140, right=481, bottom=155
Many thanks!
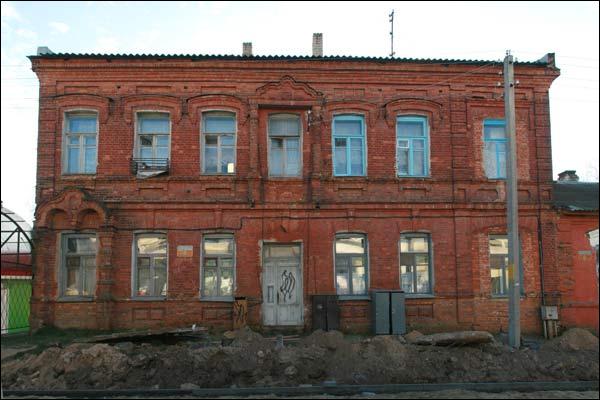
left=1, top=278, right=32, bottom=334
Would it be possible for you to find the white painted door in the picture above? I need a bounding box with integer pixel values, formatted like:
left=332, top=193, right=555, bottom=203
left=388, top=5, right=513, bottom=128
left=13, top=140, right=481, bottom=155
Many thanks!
left=262, top=245, right=303, bottom=326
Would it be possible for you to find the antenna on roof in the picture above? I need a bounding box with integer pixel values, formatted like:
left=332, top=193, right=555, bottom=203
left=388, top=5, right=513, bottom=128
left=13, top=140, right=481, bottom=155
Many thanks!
left=389, top=10, right=395, bottom=58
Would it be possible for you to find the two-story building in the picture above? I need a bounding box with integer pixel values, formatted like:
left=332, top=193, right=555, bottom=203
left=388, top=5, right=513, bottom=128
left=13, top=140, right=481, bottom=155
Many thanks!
left=28, top=37, right=561, bottom=333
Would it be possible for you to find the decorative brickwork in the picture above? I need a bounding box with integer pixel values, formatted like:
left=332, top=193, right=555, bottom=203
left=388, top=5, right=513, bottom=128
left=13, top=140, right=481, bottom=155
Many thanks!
left=29, top=55, right=560, bottom=333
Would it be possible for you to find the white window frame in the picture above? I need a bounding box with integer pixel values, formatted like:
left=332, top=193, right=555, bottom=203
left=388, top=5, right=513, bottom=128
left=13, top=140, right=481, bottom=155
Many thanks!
left=200, top=110, right=237, bottom=175
left=399, top=233, right=434, bottom=295
left=59, top=232, right=97, bottom=299
left=131, top=232, right=169, bottom=300
left=267, top=113, right=303, bottom=178
left=200, top=233, right=236, bottom=301
left=134, top=111, right=172, bottom=164
left=62, top=110, right=99, bottom=175
left=334, top=233, right=369, bottom=298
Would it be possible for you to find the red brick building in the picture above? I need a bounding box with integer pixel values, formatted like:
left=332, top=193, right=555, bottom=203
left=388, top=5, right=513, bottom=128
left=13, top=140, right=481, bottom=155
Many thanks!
left=553, top=172, right=599, bottom=333
left=28, top=42, right=561, bottom=334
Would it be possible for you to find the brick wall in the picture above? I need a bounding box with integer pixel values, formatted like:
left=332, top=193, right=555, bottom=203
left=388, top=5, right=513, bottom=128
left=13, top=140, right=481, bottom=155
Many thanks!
left=29, top=56, right=560, bottom=333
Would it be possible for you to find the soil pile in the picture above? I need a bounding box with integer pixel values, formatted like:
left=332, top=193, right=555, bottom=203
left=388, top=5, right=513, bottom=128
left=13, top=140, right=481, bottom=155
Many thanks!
left=2, top=328, right=598, bottom=390
left=542, top=328, right=599, bottom=352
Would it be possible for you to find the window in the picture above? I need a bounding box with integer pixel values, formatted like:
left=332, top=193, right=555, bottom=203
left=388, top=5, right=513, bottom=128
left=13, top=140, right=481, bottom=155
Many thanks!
left=134, top=234, right=167, bottom=298
left=136, top=112, right=170, bottom=167
left=335, top=234, right=368, bottom=295
left=400, top=233, right=432, bottom=294
left=489, top=235, right=524, bottom=296
left=202, top=112, right=236, bottom=174
left=397, top=116, right=429, bottom=177
left=64, top=112, right=98, bottom=174
left=202, top=235, right=235, bottom=298
left=61, top=234, right=97, bottom=297
left=268, top=114, right=301, bottom=177
left=332, top=115, right=365, bottom=176
left=483, top=119, right=507, bottom=179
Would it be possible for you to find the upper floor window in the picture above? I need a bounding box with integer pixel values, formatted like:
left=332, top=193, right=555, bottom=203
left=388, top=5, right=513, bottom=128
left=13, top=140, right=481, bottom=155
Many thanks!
left=202, top=112, right=236, bottom=174
left=64, top=112, right=98, bottom=174
left=400, top=233, right=432, bottom=294
left=201, top=235, right=235, bottom=299
left=133, top=233, right=167, bottom=298
left=136, top=112, right=170, bottom=168
left=483, top=119, right=507, bottom=179
left=333, top=115, right=365, bottom=176
left=335, top=234, right=368, bottom=295
left=61, top=234, right=97, bottom=297
left=268, top=114, right=301, bottom=177
left=397, top=116, right=429, bottom=177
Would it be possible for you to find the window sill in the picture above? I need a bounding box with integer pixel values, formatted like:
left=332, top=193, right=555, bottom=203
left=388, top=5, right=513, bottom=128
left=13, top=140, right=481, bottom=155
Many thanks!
left=130, top=296, right=167, bottom=301
left=404, top=294, right=436, bottom=299
left=201, top=173, right=236, bottom=177
left=490, top=295, right=526, bottom=300
left=57, top=296, right=94, bottom=302
left=337, top=295, right=371, bottom=301
left=266, top=176, right=303, bottom=180
left=199, top=297, right=235, bottom=303
left=397, top=176, right=431, bottom=180
left=61, top=174, right=96, bottom=179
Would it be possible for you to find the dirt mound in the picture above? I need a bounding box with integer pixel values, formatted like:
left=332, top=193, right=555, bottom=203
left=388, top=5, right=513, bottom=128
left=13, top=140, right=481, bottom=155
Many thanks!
left=227, top=327, right=268, bottom=347
left=2, top=329, right=598, bottom=390
left=302, top=329, right=346, bottom=350
left=542, top=328, right=599, bottom=352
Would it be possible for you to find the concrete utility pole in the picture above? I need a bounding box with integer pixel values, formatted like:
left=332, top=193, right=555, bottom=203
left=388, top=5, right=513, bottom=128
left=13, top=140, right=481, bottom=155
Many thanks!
left=504, top=51, right=521, bottom=348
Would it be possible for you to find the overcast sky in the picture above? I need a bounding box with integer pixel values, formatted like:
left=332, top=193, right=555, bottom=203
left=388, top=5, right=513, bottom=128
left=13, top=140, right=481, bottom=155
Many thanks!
left=1, top=1, right=598, bottom=224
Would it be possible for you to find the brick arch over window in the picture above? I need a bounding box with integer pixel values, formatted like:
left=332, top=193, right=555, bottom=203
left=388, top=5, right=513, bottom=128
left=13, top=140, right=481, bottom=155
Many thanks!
left=324, top=100, right=379, bottom=128
left=54, top=94, right=111, bottom=125
left=121, top=95, right=183, bottom=124
left=36, top=188, right=109, bottom=229
left=383, top=98, right=443, bottom=129
left=186, top=94, right=248, bottom=125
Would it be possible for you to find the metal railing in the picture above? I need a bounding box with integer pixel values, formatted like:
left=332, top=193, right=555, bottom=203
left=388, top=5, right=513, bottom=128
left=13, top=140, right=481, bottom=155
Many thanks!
left=130, top=158, right=169, bottom=175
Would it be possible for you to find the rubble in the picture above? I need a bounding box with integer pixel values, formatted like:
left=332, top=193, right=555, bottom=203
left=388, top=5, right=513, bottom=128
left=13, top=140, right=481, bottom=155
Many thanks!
left=2, top=328, right=598, bottom=390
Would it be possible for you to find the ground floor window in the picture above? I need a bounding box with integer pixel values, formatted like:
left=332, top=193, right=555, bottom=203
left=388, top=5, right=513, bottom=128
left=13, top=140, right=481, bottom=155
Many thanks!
left=134, top=233, right=167, bottom=298
left=61, top=234, right=97, bottom=297
left=202, top=235, right=235, bottom=299
left=335, top=234, right=368, bottom=295
left=400, top=233, right=432, bottom=294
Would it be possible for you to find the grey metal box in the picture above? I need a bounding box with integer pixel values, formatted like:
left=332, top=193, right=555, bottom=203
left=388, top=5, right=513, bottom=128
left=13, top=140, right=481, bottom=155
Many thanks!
left=372, top=290, right=406, bottom=335
left=372, top=291, right=391, bottom=334
left=390, top=291, right=406, bottom=334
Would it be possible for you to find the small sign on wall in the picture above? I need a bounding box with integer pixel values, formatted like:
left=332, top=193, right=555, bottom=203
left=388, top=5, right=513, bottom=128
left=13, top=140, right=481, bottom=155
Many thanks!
left=177, top=245, right=194, bottom=258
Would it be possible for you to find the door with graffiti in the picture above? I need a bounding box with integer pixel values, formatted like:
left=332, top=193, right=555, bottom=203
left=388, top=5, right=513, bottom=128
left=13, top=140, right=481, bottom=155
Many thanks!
left=262, top=244, right=303, bottom=326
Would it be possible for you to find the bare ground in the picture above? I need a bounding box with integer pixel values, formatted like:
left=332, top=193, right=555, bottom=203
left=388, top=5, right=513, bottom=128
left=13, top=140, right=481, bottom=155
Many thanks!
left=1, top=328, right=598, bottom=391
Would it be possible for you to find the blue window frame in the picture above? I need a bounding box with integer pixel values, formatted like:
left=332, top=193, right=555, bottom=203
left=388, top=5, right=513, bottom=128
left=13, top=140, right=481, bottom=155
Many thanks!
left=483, top=119, right=507, bottom=179
left=332, top=115, right=366, bottom=176
left=396, top=116, right=429, bottom=177
left=64, top=112, right=98, bottom=174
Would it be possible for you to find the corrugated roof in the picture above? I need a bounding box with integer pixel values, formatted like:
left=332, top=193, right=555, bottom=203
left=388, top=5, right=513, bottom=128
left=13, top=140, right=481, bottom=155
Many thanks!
left=553, top=182, right=599, bottom=212
left=27, top=52, right=551, bottom=66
